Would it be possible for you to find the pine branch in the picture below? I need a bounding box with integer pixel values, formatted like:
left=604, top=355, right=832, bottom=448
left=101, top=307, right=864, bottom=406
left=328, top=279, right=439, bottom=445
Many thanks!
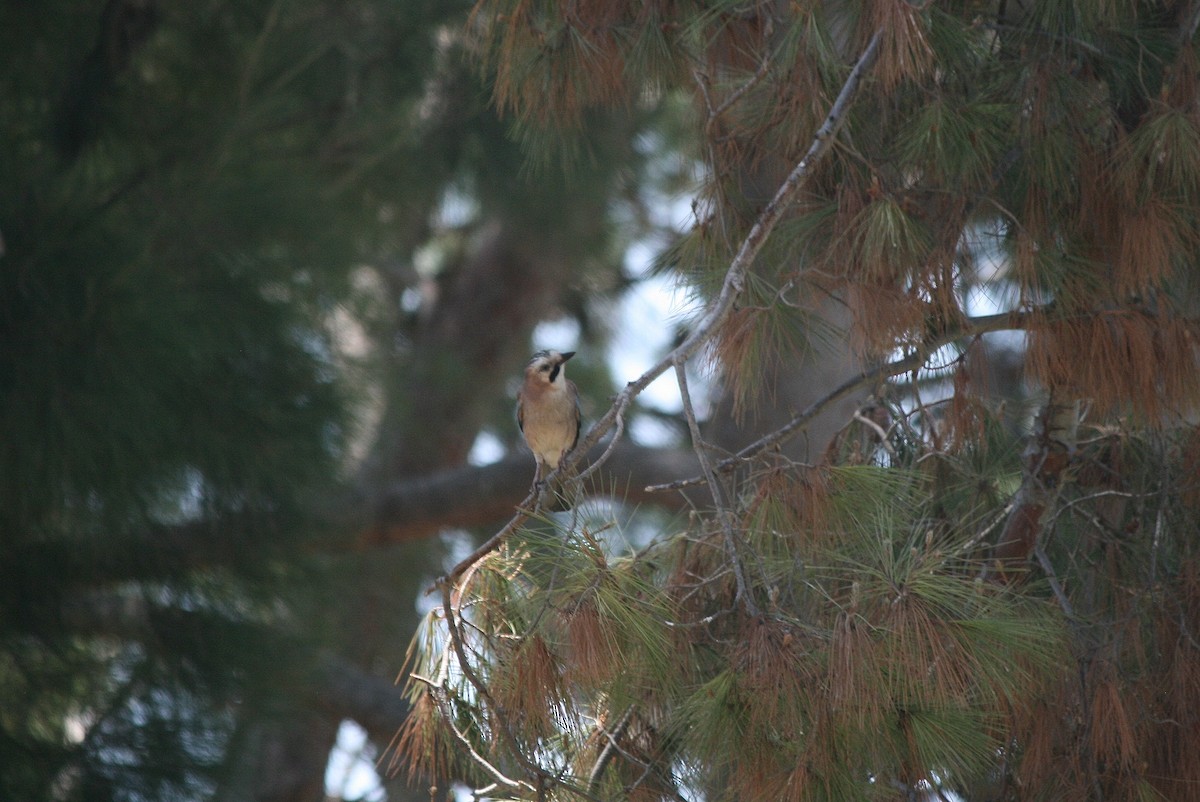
left=432, top=442, right=702, bottom=585
left=648, top=309, right=1042, bottom=492
left=437, top=577, right=604, bottom=801
left=424, top=33, right=892, bottom=798
left=438, top=27, right=885, bottom=587
left=421, top=678, right=534, bottom=797
left=435, top=582, right=545, bottom=794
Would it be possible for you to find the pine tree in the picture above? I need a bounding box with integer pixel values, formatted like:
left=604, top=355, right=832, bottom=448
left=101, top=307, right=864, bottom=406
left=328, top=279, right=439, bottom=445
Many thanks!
left=1, top=1, right=653, bottom=799
left=398, top=2, right=1200, bottom=800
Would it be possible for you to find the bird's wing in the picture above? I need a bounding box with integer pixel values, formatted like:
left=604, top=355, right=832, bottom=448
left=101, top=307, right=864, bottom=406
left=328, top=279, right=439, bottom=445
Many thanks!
left=516, top=391, right=525, bottom=433
left=570, top=382, right=581, bottom=451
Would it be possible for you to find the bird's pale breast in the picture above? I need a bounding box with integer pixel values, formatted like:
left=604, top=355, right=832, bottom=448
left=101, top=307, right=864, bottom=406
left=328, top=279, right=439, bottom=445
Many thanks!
left=521, top=385, right=577, bottom=464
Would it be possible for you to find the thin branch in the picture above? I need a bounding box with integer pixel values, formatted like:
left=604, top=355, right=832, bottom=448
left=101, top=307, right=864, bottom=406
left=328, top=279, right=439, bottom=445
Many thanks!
left=440, top=501, right=534, bottom=586
left=438, top=583, right=605, bottom=802
left=957, top=501, right=1015, bottom=557
left=586, top=705, right=636, bottom=794
left=676, top=358, right=759, bottom=616
left=586, top=705, right=689, bottom=802
left=1033, top=542, right=1076, bottom=619
left=980, top=21, right=1104, bottom=57
left=1152, top=483, right=1168, bottom=588
left=711, top=57, right=772, bottom=122
left=438, top=584, right=537, bottom=781
left=694, top=54, right=774, bottom=141
left=430, top=686, right=533, bottom=795
left=1045, top=489, right=1146, bottom=542
left=1179, top=0, right=1200, bottom=45
left=691, top=67, right=716, bottom=118
left=853, top=410, right=897, bottom=457
left=575, top=418, right=625, bottom=486
left=648, top=309, right=1040, bottom=492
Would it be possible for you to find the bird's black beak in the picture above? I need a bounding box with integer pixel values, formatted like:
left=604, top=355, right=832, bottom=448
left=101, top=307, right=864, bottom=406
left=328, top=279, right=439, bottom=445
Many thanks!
left=560, top=351, right=576, bottom=362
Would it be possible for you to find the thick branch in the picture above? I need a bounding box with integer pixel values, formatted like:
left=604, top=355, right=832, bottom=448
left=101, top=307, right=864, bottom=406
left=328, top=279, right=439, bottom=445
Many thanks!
left=367, top=441, right=701, bottom=546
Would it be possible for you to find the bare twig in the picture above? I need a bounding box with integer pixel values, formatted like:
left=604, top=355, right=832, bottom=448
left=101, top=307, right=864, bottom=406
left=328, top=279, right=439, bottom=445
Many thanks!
left=979, top=21, right=1104, bottom=57
left=1152, top=438, right=1171, bottom=587
left=957, top=500, right=1015, bottom=556
left=413, top=649, right=533, bottom=795
left=586, top=704, right=689, bottom=802
left=676, top=358, right=760, bottom=615
left=1033, top=542, right=1076, bottom=618
left=853, top=410, right=897, bottom=457
left=1044, top=489, right=1146, bottom=543
left=694, top=54, right=774, bottom=141
left=575, top=415, right=625, bottom=486
left=439, top=584, right=537, bottom=779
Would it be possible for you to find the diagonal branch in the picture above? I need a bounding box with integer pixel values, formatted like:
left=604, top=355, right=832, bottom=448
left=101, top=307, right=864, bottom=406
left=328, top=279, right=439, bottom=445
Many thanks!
left=437, top=575, right=606, bottom=801
left=438, top=28, right=884, bottom=586
left=565, top=28, right=883, bottom=475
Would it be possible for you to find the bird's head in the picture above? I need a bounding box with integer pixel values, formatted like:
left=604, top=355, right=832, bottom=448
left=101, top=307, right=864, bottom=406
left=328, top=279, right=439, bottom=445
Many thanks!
left=526, top=349, right=575, bottom=386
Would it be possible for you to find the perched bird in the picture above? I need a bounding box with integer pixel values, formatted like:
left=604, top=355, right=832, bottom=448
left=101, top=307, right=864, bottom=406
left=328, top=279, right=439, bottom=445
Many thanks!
left=516, top=349, right=581, bottom=497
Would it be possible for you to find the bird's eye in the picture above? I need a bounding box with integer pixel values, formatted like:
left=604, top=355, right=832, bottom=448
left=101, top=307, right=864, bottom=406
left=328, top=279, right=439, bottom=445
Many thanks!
left=539, top=365, right=550, bottom=372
